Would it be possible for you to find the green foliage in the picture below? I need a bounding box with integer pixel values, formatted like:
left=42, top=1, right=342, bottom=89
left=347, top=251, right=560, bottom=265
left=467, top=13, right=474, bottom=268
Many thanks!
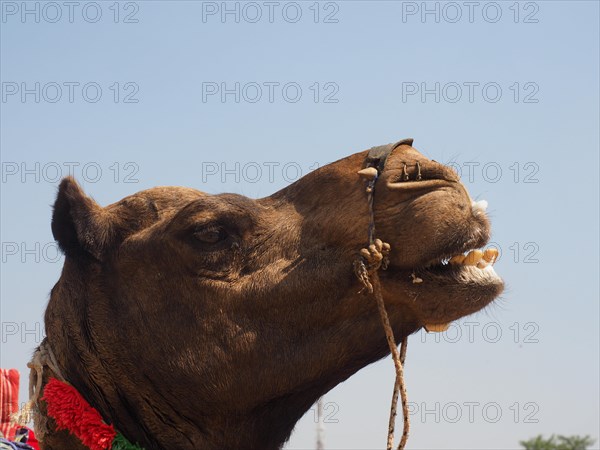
left=520, top=435, right=596, bottom=450
left=112, top=432, right=144, bottom=450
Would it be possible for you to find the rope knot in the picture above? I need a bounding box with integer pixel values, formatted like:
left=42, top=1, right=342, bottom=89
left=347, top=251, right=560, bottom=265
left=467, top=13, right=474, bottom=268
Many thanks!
left=353, top=238, right=391, bottom=293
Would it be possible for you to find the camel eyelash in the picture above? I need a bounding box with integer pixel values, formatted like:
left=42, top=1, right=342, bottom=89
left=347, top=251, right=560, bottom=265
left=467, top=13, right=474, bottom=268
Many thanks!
left=191, top=224, right=228, bottom=244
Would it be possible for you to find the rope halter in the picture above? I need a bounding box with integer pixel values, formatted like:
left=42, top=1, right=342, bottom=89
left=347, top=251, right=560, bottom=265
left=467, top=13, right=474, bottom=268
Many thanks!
left=353, top=138, right=413, bottom=450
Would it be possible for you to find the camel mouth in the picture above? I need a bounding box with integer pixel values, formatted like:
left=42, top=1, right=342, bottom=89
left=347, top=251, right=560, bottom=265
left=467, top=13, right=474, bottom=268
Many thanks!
left=423, top=247, right=498, bottom=272
left=406, top=246, right=504, bottom=330
left=381, top=235, right=504, bottom=329
left=415, top=246, right=502, bottom=286
left=383, top=242, right=503, bottom=290
left=417, top=257, right=502, bottom=284
left=407, top=200, right=500, bottom=285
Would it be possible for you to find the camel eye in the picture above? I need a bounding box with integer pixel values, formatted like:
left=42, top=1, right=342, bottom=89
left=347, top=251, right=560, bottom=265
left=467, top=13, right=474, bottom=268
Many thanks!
left=193, top=226, right=228, bottom=244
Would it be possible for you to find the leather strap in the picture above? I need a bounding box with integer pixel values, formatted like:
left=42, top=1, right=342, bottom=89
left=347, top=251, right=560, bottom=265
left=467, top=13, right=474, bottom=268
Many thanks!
left=364, top=138, right=414, bottom=174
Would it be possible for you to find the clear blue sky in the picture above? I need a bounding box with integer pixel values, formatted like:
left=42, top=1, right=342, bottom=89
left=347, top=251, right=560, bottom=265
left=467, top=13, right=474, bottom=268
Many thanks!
left=1, top=1, right=598, bottom=448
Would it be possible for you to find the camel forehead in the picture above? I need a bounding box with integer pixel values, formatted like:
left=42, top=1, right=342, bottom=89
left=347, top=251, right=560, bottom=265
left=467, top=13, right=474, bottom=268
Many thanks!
left=105, top=186, right=207, bottom=221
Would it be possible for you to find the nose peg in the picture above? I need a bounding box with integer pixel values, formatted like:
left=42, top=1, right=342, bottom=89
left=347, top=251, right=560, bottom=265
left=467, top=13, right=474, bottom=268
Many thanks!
left=357, top=167, right=378, bottom=180
left=402, top=164, right=409, bottom=181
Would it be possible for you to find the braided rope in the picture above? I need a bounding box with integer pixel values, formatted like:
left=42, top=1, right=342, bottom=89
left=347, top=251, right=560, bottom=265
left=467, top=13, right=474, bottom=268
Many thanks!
left=387, top=338, right=408, bottom=449
left=371, top=271, right=409, bottom=450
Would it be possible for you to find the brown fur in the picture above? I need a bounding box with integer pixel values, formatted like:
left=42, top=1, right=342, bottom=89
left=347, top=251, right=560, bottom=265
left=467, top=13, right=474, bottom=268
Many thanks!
left=38, top=142, right=503, bottom=449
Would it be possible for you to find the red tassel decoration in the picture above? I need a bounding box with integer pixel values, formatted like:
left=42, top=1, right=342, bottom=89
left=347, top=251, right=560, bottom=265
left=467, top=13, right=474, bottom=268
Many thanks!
left=42, top=378, right=116, bottom=450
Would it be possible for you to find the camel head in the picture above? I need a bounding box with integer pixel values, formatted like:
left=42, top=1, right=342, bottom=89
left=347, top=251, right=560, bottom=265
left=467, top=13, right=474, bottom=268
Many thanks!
left=45, top=139, right=503, bottom=450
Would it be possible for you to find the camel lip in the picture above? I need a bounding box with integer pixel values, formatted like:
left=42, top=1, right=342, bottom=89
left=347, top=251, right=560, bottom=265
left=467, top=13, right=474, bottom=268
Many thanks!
left=386, top=179, right=456, bottom=191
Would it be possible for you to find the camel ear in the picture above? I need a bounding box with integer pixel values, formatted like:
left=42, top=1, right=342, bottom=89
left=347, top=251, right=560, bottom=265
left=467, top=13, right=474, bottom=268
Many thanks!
left=51, top=177, right=113, bottom=260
